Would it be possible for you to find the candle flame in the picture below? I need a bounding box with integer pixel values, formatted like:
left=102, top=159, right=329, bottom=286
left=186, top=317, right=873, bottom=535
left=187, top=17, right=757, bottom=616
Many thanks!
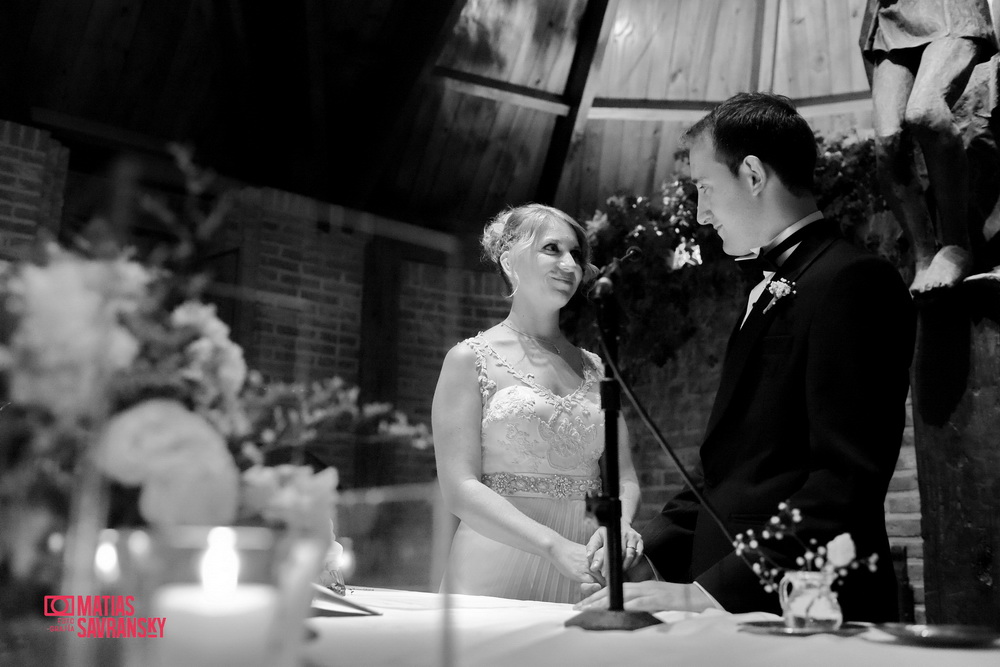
left=94, top=530, right=121, bottom=583
left=200, top=527, right=240, bottom=595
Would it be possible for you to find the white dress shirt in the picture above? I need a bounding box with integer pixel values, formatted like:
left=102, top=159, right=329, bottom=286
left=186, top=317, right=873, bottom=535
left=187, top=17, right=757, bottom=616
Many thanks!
left=737, top=211, right=824, bottom=328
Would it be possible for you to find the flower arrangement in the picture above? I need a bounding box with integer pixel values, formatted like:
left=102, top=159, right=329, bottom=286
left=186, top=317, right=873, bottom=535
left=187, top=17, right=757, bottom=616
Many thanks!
left=562, top=177, right=744, bottom=371
left=733, top=501, right=878, bottom=594
left=0, top=147, right=430, bottom=597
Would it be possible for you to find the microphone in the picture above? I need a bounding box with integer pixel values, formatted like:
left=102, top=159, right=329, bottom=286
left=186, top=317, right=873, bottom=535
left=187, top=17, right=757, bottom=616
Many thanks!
left=590, top=246, right=642, bottom=298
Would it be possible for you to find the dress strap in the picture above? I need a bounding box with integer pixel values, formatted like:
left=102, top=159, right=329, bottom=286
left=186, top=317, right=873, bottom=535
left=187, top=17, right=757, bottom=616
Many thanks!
left=461, top=335, right=496, bottom=405
left=580, top=348, right=604, bottom=376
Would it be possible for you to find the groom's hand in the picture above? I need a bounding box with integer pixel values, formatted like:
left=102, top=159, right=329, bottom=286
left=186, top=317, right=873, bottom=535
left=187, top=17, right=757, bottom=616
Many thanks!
left=573, top=581, right=717, bottom=613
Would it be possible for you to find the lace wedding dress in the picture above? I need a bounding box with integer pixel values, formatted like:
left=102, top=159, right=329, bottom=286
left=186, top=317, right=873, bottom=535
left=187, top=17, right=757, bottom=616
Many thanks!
left=444, top=335, right=604, bottom=603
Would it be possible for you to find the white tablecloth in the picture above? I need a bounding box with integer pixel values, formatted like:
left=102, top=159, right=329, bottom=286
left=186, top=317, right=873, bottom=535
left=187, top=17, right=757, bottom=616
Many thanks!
left=303, top=588, right=1000, bottom=667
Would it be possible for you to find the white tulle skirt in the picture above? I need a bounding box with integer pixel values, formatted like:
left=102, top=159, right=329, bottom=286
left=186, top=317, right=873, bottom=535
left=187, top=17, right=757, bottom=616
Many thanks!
left=443, top=496, right=592, bottom=604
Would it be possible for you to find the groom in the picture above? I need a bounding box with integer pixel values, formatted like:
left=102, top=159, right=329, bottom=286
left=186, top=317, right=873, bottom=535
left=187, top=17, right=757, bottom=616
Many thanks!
left=578, top=92, right=915, bottom=621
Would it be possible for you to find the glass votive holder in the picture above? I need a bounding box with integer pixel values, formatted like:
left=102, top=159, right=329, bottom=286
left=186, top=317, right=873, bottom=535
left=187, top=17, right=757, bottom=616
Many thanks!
left=139, top=525, right=327, bottom=667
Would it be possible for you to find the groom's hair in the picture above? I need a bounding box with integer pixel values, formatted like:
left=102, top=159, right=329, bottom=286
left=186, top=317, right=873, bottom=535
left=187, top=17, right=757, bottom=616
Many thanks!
left=683, top=92, right=817, bottom=197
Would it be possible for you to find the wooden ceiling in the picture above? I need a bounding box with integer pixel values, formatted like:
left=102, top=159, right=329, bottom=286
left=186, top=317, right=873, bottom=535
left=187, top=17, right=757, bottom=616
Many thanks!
left=2, top=0, right=878, bottom=237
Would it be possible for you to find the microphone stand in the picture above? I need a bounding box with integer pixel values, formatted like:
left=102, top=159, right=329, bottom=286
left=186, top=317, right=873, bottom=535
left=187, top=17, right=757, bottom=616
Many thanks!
left=565, top=275, right=661, bottom=631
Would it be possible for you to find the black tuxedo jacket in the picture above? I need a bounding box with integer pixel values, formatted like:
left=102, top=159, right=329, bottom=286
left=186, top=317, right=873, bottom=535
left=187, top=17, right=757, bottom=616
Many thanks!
left=641, top=220, right=916, bottom=622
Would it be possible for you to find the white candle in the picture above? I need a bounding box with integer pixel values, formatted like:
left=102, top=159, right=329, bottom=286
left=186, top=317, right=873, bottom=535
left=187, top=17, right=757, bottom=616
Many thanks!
left=151, top=528, right=279, bottom=667
left=152, top=583, right=278, bottom=667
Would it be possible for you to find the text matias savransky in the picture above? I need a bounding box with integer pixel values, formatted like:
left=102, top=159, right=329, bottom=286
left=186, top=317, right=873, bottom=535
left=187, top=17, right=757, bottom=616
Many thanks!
left=47, top=595, right=167, bottom=638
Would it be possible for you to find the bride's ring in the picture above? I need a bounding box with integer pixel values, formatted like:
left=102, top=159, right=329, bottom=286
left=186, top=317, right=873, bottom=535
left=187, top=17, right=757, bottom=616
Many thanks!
left=626, top=546, right=636, bottom=551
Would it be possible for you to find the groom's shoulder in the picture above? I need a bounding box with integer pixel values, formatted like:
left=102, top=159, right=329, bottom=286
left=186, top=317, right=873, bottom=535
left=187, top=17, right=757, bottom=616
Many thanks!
left=814, top=237, right=904, bottom=283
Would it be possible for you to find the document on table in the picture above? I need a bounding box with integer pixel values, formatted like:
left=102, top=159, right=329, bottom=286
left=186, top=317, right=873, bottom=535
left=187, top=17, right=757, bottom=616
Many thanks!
left=310, top=583, right=383, bottom=617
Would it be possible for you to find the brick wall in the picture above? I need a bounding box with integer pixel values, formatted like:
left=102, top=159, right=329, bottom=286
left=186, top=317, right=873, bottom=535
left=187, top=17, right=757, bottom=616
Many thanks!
left=379, top=261, right=509, bottom=491
left=396, top=261, right=509, bottom=423
left=0, top=120, right=68, bottom=258
left=226, top=188, right=365, bottom=384
left=630, top=290, right=744, bottom=515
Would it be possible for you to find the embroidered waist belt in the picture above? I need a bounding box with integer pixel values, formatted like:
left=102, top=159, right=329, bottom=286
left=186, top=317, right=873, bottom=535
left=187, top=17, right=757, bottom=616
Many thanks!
left=481, top=472, right=601, bottom=499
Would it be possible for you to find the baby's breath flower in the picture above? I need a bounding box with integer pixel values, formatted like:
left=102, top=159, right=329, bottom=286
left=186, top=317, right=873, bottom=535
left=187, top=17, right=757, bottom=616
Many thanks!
left=731, top=501, right=877, bottom=596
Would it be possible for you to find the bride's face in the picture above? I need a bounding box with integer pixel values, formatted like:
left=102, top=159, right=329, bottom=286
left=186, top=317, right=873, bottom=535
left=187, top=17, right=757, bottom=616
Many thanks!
left=504, top=219, right=583, bottom=306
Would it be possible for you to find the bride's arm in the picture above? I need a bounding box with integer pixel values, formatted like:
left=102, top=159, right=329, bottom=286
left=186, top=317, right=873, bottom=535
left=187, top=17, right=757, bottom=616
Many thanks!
left=617, top=417, right=641, bottom=528
left=432, top=344, right=598, bottom=583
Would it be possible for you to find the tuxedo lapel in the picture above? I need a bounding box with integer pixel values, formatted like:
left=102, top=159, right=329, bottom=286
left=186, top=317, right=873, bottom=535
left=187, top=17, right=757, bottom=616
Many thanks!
left=704, top=221, right=839, bottom=439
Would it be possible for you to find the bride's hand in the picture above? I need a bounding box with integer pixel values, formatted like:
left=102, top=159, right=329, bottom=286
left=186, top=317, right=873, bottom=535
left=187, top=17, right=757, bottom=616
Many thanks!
left=585, top=522, right=644, bottom=579
left=550, top=540, right=607, bottom=587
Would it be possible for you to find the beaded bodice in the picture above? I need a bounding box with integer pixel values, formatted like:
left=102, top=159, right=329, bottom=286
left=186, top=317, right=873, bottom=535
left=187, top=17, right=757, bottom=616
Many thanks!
left=463, top=335, right=604, bottom=486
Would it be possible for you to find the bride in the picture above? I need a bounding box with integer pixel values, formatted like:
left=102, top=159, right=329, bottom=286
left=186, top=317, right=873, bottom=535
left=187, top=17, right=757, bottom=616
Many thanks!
left=432, top=203, right=642, bottom=603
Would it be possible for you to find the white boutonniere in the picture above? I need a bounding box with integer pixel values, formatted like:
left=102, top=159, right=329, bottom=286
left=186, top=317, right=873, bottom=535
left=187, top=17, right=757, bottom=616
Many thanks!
left=762, top=278, right=796, bottom=314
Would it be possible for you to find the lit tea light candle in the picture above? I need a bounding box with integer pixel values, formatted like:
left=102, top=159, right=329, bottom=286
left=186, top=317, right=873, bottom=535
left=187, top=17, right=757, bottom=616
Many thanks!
left=94, top=530, right=122, bottom=584
left=152, top=528, right=278, bottom=667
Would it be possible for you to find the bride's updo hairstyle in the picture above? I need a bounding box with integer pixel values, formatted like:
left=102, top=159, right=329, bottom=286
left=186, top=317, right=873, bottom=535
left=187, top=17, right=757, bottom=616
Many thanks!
left=481, top=204, right=596, bottom=297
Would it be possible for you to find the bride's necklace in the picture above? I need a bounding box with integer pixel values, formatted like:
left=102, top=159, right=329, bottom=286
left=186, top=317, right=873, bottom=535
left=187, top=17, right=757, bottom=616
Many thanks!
left=501, top=321, right=562, bottom=354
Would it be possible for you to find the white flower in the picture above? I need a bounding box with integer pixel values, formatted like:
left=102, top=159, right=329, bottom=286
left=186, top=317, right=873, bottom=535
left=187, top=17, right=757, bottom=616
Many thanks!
left=669, top=238, right=703, bottom=270
left=171, top=301, right=231, bottom=343
left=96, top=399, right=239, bottom=525
left=825, top=533, right=857, bottom=568
left=762, top=278, right=797, bottom=314
left=361, top=401, right=392, bottom=420
left=170, top=301, right=248, bottom=426
left=5, top=250, right=146, bottom=423
left=241, top=464, right=338, bottom=532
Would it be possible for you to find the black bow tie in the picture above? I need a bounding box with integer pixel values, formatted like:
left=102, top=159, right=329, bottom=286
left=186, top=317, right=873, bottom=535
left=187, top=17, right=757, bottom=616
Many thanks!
left=737, top=218, right=826, bottom=283
left=737, top=254, right=777, bottom=280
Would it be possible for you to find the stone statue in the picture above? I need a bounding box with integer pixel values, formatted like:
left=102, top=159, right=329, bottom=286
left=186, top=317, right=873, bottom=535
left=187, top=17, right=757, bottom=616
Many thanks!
left=861, top=0, right=998, bottom=295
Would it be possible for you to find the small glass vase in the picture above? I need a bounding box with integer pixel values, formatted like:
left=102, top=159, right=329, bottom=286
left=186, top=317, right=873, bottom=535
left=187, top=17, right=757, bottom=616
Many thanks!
left=778, top=570, right=843, bottom=631
left=144, top=525, right=329, bottom=667
left=61, top=525, right=328, bottom=667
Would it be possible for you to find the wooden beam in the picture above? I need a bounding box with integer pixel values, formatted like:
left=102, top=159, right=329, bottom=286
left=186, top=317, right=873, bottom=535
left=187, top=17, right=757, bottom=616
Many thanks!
left=584, top=91, right=871, bottom=122
left=588, top=98, right=714, bottom=122
left=431, top=66, right=570, bottom=116
left=421, top=71, right=870, bottom=123
left=535, top=0, right=620, bottom=204
left=31, top=106, right=166, bottom=154
left=751, top=0, right=780, bottom=92
left=320, top=204, right=462, bottom=255
left=794, top=91, right=872, bottom=118
left=357, top=0, right=469, bottom=206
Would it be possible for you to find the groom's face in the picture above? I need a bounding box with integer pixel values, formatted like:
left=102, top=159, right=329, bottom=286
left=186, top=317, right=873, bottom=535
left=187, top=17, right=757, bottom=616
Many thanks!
left=690, top=135, right=757, bottom=257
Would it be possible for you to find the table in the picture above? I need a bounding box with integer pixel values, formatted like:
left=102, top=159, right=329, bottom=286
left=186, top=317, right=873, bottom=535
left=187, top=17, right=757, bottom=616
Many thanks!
left=304, top=588, right=1000, bottom=667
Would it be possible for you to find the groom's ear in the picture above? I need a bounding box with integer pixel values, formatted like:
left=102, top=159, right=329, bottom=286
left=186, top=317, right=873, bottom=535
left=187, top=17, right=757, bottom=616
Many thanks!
left=740, top=155, right=767, bottom=196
